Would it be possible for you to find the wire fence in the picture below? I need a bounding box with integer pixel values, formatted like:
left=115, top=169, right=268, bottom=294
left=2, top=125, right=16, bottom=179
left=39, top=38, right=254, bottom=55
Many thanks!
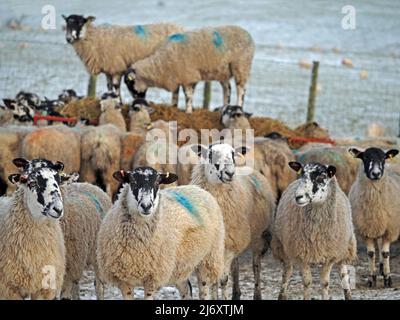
left=0, top=29, right=399, bottom=138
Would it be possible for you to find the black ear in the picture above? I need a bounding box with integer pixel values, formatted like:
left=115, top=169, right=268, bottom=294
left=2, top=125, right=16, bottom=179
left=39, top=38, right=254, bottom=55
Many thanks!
left=327, top=165, right=336, bottom=178
left=113, top=170, right=129, bottom=183
left=8, top=174, right=21, bottom=184
left=159, top=172, right=178, bottom=185
left=386, top=149, right=399, bottom=160
left=348, top=148, right=364, bottom=159
left=12, top=158, right=30, bottom=169
left=61, top=14, right=68, bottom=21
left=53, top=161, right=65, bottom=172
left=190, top=144, right=208, bottom=158
left=3, top=99, right=15, bottom=109
left=244, top=112, right=252, bottom=118
left=289, top=161, right=303, bottom=174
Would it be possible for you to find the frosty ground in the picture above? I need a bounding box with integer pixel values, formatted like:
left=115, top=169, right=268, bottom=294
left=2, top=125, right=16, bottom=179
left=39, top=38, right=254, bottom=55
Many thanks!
left=79, top=245, right=400, bottom=300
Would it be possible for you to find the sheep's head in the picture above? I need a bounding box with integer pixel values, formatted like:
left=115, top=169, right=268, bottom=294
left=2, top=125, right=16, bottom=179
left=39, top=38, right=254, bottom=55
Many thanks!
left=9, top=158, right=65, bottom=220
left=129, top=98, right=154, bottom=130
left=191, top=142, right=248, bottom=184
left=16, top=91, right=41, bottom=108
left=113, top=167, right=177, bottom=217
left=289, top=161, right=336, bottom=207
left=3, top=98, right=35, bottom=122
left=220, top=105, right=252, bottom=129
left=58, top=89, right=79, bottom=103
left=348, top=147, right=399, bottom=181
left=100, top=91, right=121, bottom=111
left=62, top=14, right=95, bottom=43
left=124, top=68, right=147, bottom=99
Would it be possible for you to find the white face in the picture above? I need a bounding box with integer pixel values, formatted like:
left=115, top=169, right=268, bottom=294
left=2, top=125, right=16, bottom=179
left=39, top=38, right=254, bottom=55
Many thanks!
left=22, top=168, right=64, bottom=220
left=203, top=143, right=237, bottom=184
left=294, top=163, right=334, bottom=207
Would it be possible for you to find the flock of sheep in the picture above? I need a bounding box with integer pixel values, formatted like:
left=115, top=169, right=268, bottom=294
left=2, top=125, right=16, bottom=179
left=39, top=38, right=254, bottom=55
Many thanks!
left=0, top=15, right=399, bottom=300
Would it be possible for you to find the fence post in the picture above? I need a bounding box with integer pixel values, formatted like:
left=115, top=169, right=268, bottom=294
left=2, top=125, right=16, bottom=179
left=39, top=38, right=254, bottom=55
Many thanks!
left=203, top=81, right=211, bottom=109
left=87, top=75, right=97, bottom=98
left=306, top=61, right=319, bottom=122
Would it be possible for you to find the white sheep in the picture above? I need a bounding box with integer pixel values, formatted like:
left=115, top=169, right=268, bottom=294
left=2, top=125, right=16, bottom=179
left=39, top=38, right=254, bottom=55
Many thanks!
left=97, top=167, right=225, bottom=300
left=128, top=98, right=154, bottom=134
left=62, top=14, right=183, bottom=99
left=271, top=161, right=357, bottom=300
left=125, top=26, right=255, bottom=113
left=190, top=142, right=276, bottom=299
left=348, top=147, right=400, bottom=288
left=0, top=161, right=66, bottom=299
left=98, top=92, right=127, bottom=132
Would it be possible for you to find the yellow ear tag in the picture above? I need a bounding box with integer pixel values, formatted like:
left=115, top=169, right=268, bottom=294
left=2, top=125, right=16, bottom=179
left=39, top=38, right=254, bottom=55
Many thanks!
left=297, top=169, right=302, bottom=175
left=128, top=75, right=134, bottom=81
left=166, top=172, right=170, bottom=178
left=389, top=154, right=393, bottom=160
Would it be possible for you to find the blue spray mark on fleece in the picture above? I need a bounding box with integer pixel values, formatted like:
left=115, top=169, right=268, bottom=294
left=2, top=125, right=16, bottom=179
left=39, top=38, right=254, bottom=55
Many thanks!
left=212, top=31, right=223, bottom=48
left=82, top=191, right=105, bottom=219
left=134, top=25, right=147, bottom=38
left=168, top=33, right=187, bottom=42
left=250, top=175, right=262, bottom=191
left=166, top=190, right=202, bottom=223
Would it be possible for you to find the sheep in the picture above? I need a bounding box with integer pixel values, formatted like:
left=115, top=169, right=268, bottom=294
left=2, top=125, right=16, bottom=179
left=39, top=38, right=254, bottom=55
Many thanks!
left=62, top=14, right=183, bottom=99
left=220, top=104, right=252, bottom=130
left=128, top=98, right=154, bottom=134
left=58, top=89, right=81, bottom=104
left=190, top=142, right=276, bottom=299
left=348, top=147, right=400, bottom=288
left=0, top=161, right=66, bottom=299
left=295, top=146, right=359, bottom=194
left=21, top=126, right=81, bottom=174
left=124, top=25, right=255, bottom=113
left=80, top=124, right=121, bottom=197
left=98, top=92, right=127, bottom=132
left=13, top=158, right=112, bottom=299
left=0, top=125, right=35, bottom=195
left=97, top=167, right=225, bottom=300
left=271, top=161, right=357, bottom=300
left=2, top=98, right=35, bottom=124
left=176, top=143, right=199, bottom=185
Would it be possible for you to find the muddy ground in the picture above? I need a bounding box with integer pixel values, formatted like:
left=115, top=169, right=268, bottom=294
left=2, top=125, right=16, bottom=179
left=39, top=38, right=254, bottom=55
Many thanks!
left=79, top=246, right=400, bottom=300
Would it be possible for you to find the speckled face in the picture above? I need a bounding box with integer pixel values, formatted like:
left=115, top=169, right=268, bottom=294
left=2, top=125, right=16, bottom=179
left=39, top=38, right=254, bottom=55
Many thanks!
left=113, top=167, right=178, bottom=217
left=290, top=162, right=336, bottom=207
left=63, top=14, right=91, bottom=43
left=3, top=98, right=34, bottom=122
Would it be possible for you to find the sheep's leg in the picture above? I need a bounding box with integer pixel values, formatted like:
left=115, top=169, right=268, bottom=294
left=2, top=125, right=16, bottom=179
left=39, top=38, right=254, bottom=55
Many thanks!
left=381, top=240, right=392, bottom=288
left=112, top=75, right=122, bottom=101
left=220, top=80, right=231, bottom=105
left=119, top=282, right=134, bottom=300
left=278, top=262, right=293, bottom=300
left=210, top=283, right=219, bottom=300
left=196, top=271, right=211, bottom=300
left=252, top=250, right=263, bottom=300
left=236, top=82, right=246, bottom=107
left=171, top=87, right=179, bottom=107
left=300, top=263, right=312, bottom=300
left=231, top=257, right=241, bottom=300
left=338, top=264, right=352, bottom=300
left=366, top=238, right=377, bottom=287
left=72, top=281, right=80, bottom=300
left=376, top=238, right=384, bottom=276
left=60, top=278, right=74, bottom=299
left=144, top=279, right=157, bottom=300
left=183, top=84, right=195, bottom=114
left=176, top=280, right=192, bottom=300
left=94, top=277, right=105, bottom=300
left=320, top=262, right=333, bottom=300
left=106, top=74, right=113, bottom=92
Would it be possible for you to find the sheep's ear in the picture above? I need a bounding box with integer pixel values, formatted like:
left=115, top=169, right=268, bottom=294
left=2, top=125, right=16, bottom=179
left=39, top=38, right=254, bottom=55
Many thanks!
left=3, top=99, right=15, bottom=109
left=191, top=144, right=208, bottom=159
left=348, top=148, right=364, bottom=159
left=8, top=174, right=21, bottom=184
left=113, top=170, right=129, bottom=183
left=86, top=16, right=96, bottom=22
left=53, top=161, right=65, bottom=172
left=12, top=158, right=30, bottom=169
left=235, top=146, right=249, bottom=156
left=289, top=161, right=303, bottom=174
left=386, top=149, right=399, bottom=160
left=244, top=112, right=252, bottom=118
left=327, top=165, right=336, bottom=178
left=61, top=14, right=68, bottom=21
left=159, top=172, right=178, bottom=185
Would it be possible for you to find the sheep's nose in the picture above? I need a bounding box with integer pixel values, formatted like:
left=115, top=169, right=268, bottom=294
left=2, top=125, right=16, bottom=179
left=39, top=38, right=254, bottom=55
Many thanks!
left=226, top=171, right=234, bottom=178
left=140, top=203, right=152, bottom=214
left=53, top=207, right=63, bottom=218
left=371, top=171, right=381, bottom=179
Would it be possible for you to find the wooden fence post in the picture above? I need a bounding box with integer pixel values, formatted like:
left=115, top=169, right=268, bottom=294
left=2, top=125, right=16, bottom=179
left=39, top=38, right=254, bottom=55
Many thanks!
left=203, top=81, right=211, bottom=109
left=87, top=75, right=97, bottom=98
left=306, top=61, right=319, bottom=122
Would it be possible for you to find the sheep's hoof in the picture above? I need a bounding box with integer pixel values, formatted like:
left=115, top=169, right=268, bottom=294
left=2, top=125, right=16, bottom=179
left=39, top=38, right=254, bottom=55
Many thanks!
left=383, top=276, right=392, bottom=288
left=368, top=275, right=377, bottom=288
left=344, top=289, right=352, bottom=300
left=379, top=263, right=384, bottom=276
left=278, top=293, right=288, bottom=300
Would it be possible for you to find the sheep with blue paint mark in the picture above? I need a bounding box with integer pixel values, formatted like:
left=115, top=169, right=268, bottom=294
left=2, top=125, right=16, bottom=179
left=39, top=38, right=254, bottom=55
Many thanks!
left=190, top=142, right=276, bottom=300
left=62, top=14, right=183, bottom=98
left=97, top=167, right=225, bottom=300
left=124, top=26, right=255, bottom=113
